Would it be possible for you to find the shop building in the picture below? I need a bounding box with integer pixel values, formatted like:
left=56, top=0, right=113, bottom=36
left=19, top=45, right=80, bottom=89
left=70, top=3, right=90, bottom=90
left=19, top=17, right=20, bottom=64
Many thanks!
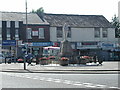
left=1, top=12, right=50, bottom=57
left=44, top=13, right=118, bottom=60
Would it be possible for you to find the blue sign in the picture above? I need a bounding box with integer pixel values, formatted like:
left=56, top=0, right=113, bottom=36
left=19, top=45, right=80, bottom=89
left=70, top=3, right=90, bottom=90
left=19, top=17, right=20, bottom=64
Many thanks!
left=2, top=40, right=16, bottom=46
left=32, top=42, right=53, bottom=46
left=102, top=43, right=114, bottom=47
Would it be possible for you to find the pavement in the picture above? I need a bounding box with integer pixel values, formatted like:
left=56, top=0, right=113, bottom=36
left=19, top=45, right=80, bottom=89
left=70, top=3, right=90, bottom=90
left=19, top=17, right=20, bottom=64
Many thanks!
left=0, top=61, right=120, bottom=74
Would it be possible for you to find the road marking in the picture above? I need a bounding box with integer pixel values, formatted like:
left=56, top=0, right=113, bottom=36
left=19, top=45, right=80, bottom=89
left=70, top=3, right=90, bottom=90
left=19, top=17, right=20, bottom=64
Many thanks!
left=63, top=80, right=72, bottom=85
left=53, top=79, right=61, bottom=83
left=39, top=77, right=45, bottom=80
left=46, top=78, right=53, bottom=82
left=2, top=72, right=119, bottom=89
left=73, top=82, right=82, bottom=86
left=33, top=78, right=38, bottom=79
left=95, top=84, right=107, bottom=88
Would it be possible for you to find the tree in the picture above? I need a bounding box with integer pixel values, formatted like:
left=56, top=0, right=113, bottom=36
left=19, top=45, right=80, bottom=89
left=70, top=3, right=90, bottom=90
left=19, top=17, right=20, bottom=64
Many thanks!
left=31, top=7, right=44, bottom=13
left=31, top=7, right=45, bottom=21
left=111, top=15, right=120, bottom=38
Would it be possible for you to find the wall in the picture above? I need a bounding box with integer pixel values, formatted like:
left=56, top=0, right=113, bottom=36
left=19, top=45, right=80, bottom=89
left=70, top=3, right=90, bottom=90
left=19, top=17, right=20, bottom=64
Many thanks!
left=50, top=27, right=117, bottom=44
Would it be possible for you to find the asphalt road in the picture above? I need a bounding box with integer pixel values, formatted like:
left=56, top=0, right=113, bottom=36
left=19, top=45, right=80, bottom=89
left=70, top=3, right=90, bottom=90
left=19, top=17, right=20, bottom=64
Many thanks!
left=1, top=72, right=120, bottom=89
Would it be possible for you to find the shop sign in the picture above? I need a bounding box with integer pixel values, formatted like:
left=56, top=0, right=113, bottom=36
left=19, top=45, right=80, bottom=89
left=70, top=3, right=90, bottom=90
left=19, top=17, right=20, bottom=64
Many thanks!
left=102, top=43, right=114, bottom=47
left=33, top=48, right=39, bottom=50
left=2, top=40, right=16, bottom=46
left=81, top=42, right=98, bottom=45
left=32, top=42, right=53, bottom=46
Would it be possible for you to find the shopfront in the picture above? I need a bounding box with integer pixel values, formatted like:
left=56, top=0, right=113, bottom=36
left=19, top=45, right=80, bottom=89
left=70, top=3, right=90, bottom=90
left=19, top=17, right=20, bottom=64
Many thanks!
left=28, top=42, right=53, bottom=56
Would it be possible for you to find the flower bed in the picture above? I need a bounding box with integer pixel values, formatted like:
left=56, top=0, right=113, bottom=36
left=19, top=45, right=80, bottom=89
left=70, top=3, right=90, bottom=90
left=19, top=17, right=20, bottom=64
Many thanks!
left=59, top=57, right=69, bottom=66
left=39, top=57, right=49, bottom=65
left=80, top=56, right=92, bottom=64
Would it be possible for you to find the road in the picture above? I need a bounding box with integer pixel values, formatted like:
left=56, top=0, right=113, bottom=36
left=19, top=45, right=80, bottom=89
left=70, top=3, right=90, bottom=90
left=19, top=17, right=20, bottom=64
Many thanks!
left=1, top=72, right=119, bottom=89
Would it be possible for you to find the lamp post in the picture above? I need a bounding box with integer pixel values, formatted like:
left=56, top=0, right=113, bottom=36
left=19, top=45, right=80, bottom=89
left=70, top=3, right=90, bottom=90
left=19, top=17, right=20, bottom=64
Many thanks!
left=24, top=0, right=28, bottom=70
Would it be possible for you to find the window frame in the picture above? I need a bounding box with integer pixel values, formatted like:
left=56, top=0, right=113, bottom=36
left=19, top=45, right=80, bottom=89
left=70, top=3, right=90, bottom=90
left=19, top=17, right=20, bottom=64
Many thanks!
left=94, top=27, right=100, bottom=38
left=39, top=28, right=45, bottom=39
left=102, top=28, right=108, bottom=38
left=57, top=27, right=63, bottom=38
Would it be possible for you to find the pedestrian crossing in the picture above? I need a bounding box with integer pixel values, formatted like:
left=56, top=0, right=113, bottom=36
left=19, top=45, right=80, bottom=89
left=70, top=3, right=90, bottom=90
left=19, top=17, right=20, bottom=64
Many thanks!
left=1, top=72, right=120, bottom=89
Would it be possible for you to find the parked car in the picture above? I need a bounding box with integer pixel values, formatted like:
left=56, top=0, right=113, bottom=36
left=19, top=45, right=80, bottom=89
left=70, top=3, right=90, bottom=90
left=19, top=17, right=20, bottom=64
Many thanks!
left=0, top=53, right=5, bottom=64
left=17, top=57, right=24, bottom=63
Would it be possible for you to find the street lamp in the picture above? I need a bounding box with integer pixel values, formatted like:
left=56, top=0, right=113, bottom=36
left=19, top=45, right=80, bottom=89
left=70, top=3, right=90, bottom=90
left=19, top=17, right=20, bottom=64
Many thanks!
left=24, top=0, right=28, bottom=70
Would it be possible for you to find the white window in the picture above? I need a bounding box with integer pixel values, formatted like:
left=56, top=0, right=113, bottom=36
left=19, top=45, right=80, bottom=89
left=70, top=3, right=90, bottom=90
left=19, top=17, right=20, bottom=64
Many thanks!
left=0, top=28, right=2, bottom=38
left=67, top=27, right=71, bottom=38
left=7, top=28, right=10, bottom=39
left=15, top=29, right=19, bottom=40
left=7, top=21, right=10, bottom=28
left=102, top=28, right=108, bottom=38
left=57, top=27, right=63, bottom=38
left=39, top=28, right=44, bottom=39
left=0, top=28, right=2, bottom=41
left=15, top=21, right=19, bottom=28
left=32, top=30, right=38, bottom=36
left=0, top=21, right=2, bottom=40
left=0, top=21, right=2, bottom=28
left=27, top=28, right=32, bottom=39
left=94, top=28, right=100, bottom=38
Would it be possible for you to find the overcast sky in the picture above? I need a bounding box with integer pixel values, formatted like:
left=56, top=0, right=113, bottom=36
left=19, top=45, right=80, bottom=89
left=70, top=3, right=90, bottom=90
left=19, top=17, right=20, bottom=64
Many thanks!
left=0, top=0, right=119, bottom=21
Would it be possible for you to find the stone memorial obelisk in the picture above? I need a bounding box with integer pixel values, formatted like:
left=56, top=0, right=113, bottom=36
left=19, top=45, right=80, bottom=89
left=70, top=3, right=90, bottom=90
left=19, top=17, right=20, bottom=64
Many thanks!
left=59, top=23, right=73, bottom=61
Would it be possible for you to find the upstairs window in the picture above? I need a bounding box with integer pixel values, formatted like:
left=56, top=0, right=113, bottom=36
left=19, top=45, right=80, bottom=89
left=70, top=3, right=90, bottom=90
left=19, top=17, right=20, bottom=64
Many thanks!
left=15, top=21, right=19, bottom=28
left=57, top=27, right=63, bottom=38
left=6, top=28, right=11, bottom=40
left=102, top=28, right=108, bottom=38
left=67, top=27, right=71, bottom=38
left=7, top=21, right=10, bottom=28
left=0, top=28, right=2, bottom=40
left=94, top=27, right=100, bottom=38
left=39, top=28, right=44, bottom=39
left=27, top=28, right=32, bottom=39
left=15, top=28, right=19, bottom=40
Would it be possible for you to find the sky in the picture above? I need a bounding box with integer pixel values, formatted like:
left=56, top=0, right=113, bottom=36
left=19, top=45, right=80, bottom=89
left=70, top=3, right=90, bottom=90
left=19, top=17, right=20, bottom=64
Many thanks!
left=0, top=0, right=119, bottom=22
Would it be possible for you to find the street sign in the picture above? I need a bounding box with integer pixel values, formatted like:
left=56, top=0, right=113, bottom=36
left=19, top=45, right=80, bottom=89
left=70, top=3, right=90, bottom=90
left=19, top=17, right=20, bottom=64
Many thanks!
left=32, top=42, right=53, bottom=46
left=2, top=40, right=16, bottom=46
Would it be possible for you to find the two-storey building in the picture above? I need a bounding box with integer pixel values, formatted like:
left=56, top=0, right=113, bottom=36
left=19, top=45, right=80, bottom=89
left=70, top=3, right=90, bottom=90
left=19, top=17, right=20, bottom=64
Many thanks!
left=44, top=13, right=118, bottom=60
left=1, top=12, right=51, bottom=57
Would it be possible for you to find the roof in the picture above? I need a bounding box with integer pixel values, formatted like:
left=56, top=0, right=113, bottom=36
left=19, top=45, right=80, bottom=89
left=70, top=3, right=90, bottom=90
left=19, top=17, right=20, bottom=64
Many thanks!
left=1, top=12, right=49, bottom=25
left=44, top=13, right=113, bottom=28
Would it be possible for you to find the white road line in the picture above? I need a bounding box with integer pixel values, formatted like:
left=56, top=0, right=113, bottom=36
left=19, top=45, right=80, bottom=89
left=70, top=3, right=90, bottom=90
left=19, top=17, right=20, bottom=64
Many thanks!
left=2, top=73, right=119, bottom=89
left=46, top=78, right=53, bottom=82
left=109, top=87, right=119, bottom=89
left=39, top=77, right=45, bottom=80
left=95, top=84, right=107, bottom=88
left=53, top=79, right=61, bottom=83
left=73, top=82, right=82, bottom=86
left=63, top=80, right=73, bottom=85
left=33, top=78, right=38, bottom=79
